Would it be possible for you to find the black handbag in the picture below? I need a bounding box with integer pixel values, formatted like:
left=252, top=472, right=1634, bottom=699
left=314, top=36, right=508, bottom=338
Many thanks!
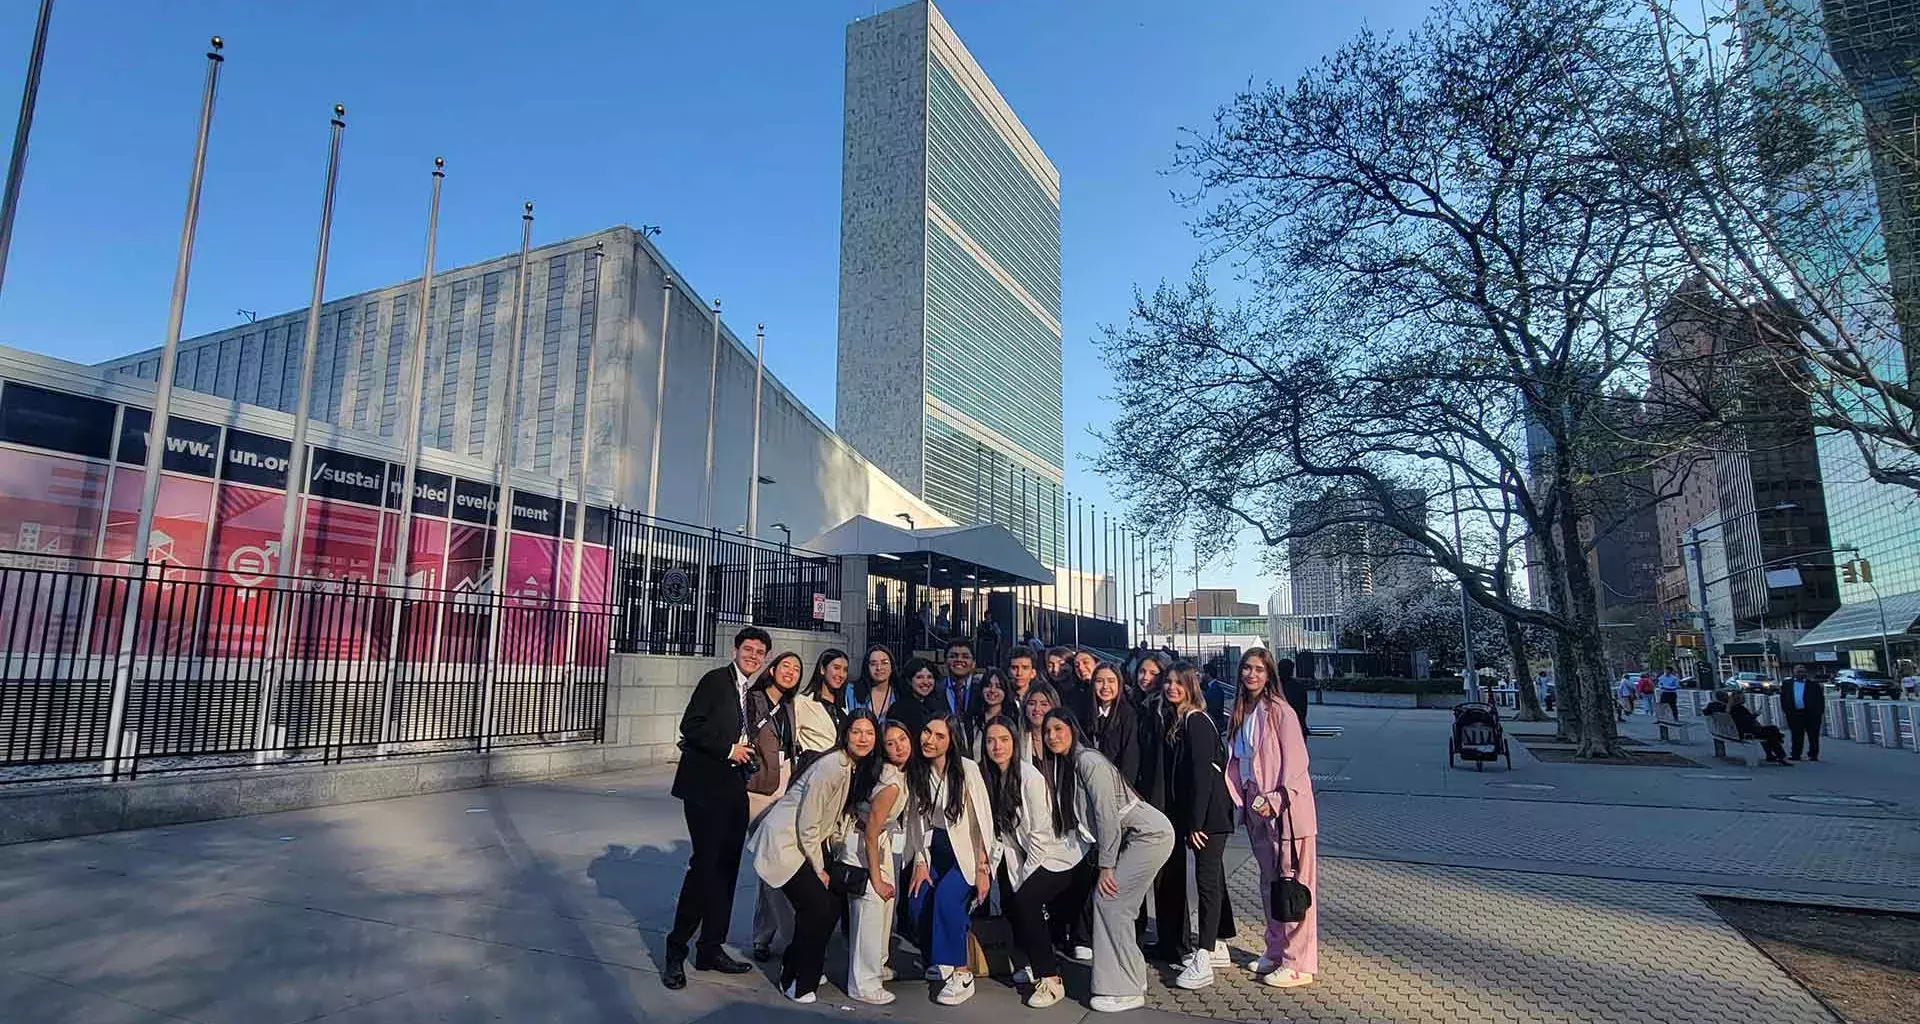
left=1267, top=799, right=1313, bottom=924
left=826, top=861, right=869, bottom=898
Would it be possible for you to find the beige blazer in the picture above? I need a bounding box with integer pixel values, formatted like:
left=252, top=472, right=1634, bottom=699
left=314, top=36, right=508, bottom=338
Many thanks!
left=750, top=750, right=856, bottom=888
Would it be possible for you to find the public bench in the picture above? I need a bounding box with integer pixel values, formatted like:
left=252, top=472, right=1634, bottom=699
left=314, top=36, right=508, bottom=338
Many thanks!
left=1654, top=703, right=1696, bottom=743
left=1708, top=712, right=1756, bottom=766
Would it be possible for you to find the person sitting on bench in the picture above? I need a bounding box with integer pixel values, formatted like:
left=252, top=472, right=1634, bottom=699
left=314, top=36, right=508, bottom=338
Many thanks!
left=1721, top=691, right=1790, bottom=766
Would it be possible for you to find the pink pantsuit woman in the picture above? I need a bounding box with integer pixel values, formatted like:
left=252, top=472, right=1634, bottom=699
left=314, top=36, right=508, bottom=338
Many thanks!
left=1222, top=649, right=1319, bottom=988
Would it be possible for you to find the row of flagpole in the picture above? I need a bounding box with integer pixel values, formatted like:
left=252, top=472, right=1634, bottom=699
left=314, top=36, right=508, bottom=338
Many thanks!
left=57, top=36, right=613, bottom=771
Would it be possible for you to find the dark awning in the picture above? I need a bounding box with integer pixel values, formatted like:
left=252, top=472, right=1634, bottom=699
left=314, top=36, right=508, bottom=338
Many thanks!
left=802, top=515, right=1054, bottom=588
left=1795, top=592, right=1920, bottom=648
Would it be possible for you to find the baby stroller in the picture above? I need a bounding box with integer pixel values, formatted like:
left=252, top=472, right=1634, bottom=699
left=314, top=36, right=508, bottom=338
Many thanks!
left=1448, top=701, right=1511, bottom=770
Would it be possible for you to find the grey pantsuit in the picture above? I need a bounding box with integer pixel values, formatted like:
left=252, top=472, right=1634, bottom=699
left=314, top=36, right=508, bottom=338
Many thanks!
left=1071, top=747, right=1176, bottom=999
left=1091, top=799, right=1175, bottom=997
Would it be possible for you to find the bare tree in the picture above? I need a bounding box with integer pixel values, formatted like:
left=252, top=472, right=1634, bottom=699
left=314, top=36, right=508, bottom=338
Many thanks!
left=1098, top=0, right=1716, bottom=755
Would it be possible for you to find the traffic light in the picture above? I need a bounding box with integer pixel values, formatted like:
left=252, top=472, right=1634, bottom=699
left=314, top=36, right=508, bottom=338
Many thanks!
left=1841, top=559, right=1874, bottom=584
left=1843, top=562, right=1855, bottom=584
left=1859, top=559, right=1873, bottom=583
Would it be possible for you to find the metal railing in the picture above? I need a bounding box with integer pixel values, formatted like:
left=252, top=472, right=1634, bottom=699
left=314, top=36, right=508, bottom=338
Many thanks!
left=0, top=554, right=610, bottom=784
left=606, top=509, right=842, bottom=657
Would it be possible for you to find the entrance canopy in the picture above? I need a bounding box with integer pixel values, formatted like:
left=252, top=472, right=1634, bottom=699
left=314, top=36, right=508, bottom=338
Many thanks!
left=805, top=516, right=1054, bottom=588
left=1795, top=592, right=1920, bottom=648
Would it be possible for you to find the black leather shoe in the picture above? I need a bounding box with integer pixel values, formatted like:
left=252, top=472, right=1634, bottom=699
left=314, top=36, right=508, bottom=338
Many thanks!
left=694, top=950, right=754, bottom=975
left=662, top=953, right=687, bottom=990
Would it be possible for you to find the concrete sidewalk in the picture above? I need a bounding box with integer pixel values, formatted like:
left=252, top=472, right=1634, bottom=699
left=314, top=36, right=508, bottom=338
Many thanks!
left=2, top=705, right=1915, bottom=1023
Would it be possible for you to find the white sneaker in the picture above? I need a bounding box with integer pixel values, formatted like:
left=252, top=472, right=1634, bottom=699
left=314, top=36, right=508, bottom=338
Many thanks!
left=1071, top=945, right=1095, bottom=963
left=1175, top=951, right=1215, bottom=990
left=848, top=987, right=896, bottom=1006
left=783, top=981, right=817, bottom=1004
left=880, top=965, right=896, bottom=983
left=1249, top=956, right=1280, bottom=976
left=1263, top=967, right=1315, bottom=988
left=936, top=970, right=976, bottom=1005
left=1209, top=944, right=1232, bottom=967
left=1090, top=994, right=1147, bottom=1013
left=1012, top=965, right=1035, bottom=986
left=1026, top=976, right=1065, bottom=1009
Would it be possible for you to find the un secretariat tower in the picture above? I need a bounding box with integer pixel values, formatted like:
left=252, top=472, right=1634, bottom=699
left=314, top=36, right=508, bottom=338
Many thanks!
left=836, top=0, right=1064, bottom=567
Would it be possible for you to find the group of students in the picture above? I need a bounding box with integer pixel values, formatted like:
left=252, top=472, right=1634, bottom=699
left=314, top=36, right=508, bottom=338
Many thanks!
left=662, top=625, right=1320, bottom=1014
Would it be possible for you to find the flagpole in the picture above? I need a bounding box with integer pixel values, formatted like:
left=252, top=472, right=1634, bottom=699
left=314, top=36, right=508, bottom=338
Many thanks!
left=479, top=201, right=535, bottom=751
left=0, top=0, right=54, bottom=295
left=374, top=157, right=445, bottom=750
left=646, top=277, right=673, bottom=519
left=700, top=298, right=722, bottom=525
left=104, top=37, right=224, bottom=780
left=560, top=240, right=606, bottom=736
left=254, top=103, right=346, bottom=755
left=744, top=323, right=766, bottom=621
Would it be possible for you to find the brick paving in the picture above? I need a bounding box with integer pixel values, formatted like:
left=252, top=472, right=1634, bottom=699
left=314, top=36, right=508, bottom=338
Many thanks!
left=1149, top=858, right=1839, bottom=1023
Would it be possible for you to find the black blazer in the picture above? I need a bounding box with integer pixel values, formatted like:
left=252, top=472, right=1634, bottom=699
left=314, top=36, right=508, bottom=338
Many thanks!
left=671, top=664, right=748, bottom=808
left=1082, top=697, right=1140, bottom=788
left=1132, top=690, right=1171, bottom=810
left=1169, top=708, right=1234, bottom=836
left=1780, top=678, right=1827, bottom=717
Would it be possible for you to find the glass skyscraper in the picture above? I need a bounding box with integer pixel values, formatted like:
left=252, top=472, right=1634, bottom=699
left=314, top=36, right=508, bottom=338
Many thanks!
left=837, top=0, right=1064, bottom=565
left=1742, top=0, right=1920, bottom=662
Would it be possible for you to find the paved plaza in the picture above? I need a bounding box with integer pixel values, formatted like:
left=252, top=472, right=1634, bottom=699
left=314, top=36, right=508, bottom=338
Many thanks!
left=3, top=704, right=1917, bottom=1023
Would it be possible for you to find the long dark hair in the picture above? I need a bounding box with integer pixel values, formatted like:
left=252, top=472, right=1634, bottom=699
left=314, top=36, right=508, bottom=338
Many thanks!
left=850, top=718, right=913, bottom=815
left=977, top=716, right=1024, bottom=837
left=971, top=668, right=1013, bottom=728
left=807, top=648, right=851, bottom=702
left=837, top=708, right=881, bottom=818
left=853, top=644, right=896, bottom=706
left=1230, top=647, right=1286, bottom=739
left=906, top=710, right=967, bottom=822
left=1087, top=661, right=1134, bottom=754
left=1038, top=708, right=1087, bottom=837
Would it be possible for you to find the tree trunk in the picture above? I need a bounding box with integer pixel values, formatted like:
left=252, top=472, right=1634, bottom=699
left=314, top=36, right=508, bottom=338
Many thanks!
left=1506, top=616, right=1546, bottom=721
left=1551, top=632, right=1583, bottom=744
left=1554, top=499, right=1626, bottom=759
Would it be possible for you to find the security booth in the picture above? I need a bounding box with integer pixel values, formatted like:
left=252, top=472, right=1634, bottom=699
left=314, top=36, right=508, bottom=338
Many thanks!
left=805, top=515, right=1055, bottom=667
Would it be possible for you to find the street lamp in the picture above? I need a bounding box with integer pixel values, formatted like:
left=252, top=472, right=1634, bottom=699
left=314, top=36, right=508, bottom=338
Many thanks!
left=895, top=513, right=932, bottom=648
left=768, top=522, right=791, bottom=549
left=1682, top=502, right=1798, bottom=687
left=1136, top=589, right=1154, bottom=646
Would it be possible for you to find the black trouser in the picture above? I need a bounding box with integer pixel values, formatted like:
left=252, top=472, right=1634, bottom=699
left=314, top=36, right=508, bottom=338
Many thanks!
left=1659, top=691, right=1678, bottom=712
left=1049, top=856, right=1097, bottom=951
left=1785, top=711, right=1822, bottom=759
left=779, top=867, right=839, bottom=997
left=1004, top=862, right=1073, bottom=980
left=1750, top=725, right=1788, bottom=762
left=668, top=798, right=748, bottom=958
left=1153, top=832, right=1232, bottom=958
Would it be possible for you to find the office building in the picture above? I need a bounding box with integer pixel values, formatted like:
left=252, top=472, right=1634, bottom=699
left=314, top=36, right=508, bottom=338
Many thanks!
left=1286, top=487, right=1431, bottom=638
left=837, top=0, right=1065, bottom=565
left=1650, top=282, right=1838, bottom=672
left=98, top=226, right=944, bottom=557
left=1742, top=0, right=1920, bottom=667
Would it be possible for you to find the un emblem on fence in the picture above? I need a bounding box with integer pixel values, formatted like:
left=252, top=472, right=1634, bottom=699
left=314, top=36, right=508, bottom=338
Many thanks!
left=658, top=567, right=693, bottom=605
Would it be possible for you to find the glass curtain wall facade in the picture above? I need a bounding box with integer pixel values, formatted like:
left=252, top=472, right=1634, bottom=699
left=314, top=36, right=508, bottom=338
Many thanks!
left=839, top=0, right=1064, bottom=566
left=1742, top=0, right=1920, bottom=634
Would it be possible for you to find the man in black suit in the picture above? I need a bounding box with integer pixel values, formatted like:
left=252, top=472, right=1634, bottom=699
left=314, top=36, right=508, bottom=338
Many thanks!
left=663, top=626, right=772, bottom=990
left=1779, top=664, right=1826, bottom=762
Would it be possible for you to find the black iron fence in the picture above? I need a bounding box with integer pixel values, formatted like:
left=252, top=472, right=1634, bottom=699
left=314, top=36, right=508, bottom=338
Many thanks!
left=0, top=554, right=610, bottom=784
left=606, top=509, right=843, bottom=657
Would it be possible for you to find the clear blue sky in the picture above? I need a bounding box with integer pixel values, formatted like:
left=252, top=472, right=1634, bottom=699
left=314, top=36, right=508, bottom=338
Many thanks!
left=0, top=0, right=1428, bottom=605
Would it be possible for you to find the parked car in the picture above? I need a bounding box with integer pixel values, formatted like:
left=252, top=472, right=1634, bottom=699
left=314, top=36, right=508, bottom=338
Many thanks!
left=1832, top=668, right=1901, bottom=700
left=1726, top=671, right=1779, bottom=694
